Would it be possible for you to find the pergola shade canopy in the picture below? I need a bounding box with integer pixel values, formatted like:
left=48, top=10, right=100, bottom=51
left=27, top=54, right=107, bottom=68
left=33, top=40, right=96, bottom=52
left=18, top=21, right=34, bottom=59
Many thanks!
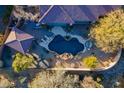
left=39, top=5, right=121, bottom=24
left=5, top=27, right=34, bottom=54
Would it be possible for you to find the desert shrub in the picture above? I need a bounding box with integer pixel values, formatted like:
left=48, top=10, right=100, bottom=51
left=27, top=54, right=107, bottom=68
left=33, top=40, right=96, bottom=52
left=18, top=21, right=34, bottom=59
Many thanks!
left=0, top=34, right=4, bottom=46
left=0, top=74, right=15, bottom=88
left=82, top=56, right=98, bottom=68
left=13, top=6, right=40, bottom=22
left=80, top=76, right=103, bottom=88
left=90, top=9, right=124, bottom=53
left=18, top=76, right=27, bottom=84
left=114, top=75, right=124, bottom=88
left=118, top=77, right=124, bottom=88
left=12, top=53, right=35, bottom=73
left=28, top=70, right=79, bottom=88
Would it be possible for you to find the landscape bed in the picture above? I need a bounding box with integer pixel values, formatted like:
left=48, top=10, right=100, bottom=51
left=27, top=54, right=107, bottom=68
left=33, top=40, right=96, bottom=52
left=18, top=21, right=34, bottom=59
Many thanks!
left=46, top=49, right=122, bottom=71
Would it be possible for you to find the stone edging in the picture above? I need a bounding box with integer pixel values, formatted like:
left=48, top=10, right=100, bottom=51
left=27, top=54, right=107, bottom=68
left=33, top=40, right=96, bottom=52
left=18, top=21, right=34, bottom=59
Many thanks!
left=48, top=49, right=122, bottom=71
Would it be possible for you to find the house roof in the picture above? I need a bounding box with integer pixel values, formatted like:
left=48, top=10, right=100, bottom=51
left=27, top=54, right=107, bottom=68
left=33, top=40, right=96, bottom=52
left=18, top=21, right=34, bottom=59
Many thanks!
left=39, top=5, right=121, bottom=24
left=4, top=27, right=34, bottom=54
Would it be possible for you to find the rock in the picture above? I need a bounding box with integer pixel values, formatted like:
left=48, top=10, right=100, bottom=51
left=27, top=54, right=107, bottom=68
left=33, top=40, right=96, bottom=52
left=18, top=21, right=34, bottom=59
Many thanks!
left=80, top=76, right=103, bottom=88
left=57, top=53, right=73, bottom=60
left=71, top=63, right=75, bottom=68
left=0, top=74, right=14, bottom=88
left=75, top=63, right=80, bottom=68
left=103, top=61, right=109, bottom=67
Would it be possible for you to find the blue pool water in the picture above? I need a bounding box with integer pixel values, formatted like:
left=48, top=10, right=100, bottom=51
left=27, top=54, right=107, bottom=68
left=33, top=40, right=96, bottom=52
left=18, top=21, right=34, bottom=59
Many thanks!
left=48, top=35, right=84, bottom=55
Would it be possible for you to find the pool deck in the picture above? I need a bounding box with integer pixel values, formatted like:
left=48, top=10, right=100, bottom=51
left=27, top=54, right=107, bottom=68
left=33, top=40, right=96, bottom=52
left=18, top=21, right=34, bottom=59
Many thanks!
left=19, top=21, right=91, bottom=54
left=20, top=22, right=90, bottom=51
left=19, top=21, right=119, bottom=70
left=2, top=20, right=120, bottom=70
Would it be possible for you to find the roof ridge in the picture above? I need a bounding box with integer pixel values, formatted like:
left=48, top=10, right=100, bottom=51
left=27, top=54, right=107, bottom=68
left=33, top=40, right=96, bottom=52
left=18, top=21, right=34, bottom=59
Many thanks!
left=59, top=6, right=74, bottom=24
left=18, top=40, right=25, bottom=54
left=13, top=27, right=20, bottom=41
left=13, top=27, right=34, bottom=42
left=38, top=5, right=54, bottom=23
left=19, top=37, right=33, bottom=42
left=12, top=27, right=18, bottom=41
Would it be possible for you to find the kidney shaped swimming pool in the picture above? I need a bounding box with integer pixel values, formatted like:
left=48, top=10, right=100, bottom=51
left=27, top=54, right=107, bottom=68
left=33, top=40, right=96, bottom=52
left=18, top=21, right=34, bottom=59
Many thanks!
left=48, top=35, right=84, bottom=55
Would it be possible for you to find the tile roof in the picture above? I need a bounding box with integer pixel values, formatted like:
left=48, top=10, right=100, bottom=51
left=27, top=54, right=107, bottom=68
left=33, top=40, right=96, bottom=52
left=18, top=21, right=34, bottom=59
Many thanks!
left=39, top=5, right=121, bottom=24
left=5, top=27, right=34, bottom=54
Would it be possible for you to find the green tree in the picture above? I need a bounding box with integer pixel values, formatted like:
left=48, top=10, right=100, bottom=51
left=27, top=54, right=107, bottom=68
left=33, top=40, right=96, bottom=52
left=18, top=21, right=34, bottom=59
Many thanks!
left=12, top=53, right=35, bottom=73
left=90, top=9, right=124, bottom=53
left=82, top=56, right=98, bottom=68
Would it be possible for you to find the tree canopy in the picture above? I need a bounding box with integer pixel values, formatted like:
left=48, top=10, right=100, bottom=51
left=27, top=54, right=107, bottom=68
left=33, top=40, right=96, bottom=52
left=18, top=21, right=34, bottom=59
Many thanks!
left=12, top=53, right=35, bottom=73
left=82, top=56, right=98, bottom=68
left=28, top=70, right=79, bottom=88
left=0, top=34, right=4, bottom=46
left=90, top=9, right=124, bottom=53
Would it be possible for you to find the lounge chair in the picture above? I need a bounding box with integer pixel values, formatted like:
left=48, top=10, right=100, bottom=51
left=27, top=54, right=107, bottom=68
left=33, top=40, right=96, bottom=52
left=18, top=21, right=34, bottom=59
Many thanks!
left=44, top=35, right=49, bottom=40
left=39, top=60, right=50, bottom=68
left=31, top=53, right=41, bottom=61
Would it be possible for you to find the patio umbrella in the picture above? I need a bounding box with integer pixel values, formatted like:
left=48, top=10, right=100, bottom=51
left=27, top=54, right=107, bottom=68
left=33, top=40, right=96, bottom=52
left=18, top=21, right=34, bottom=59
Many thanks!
left=39, top=5, right=121, bottom=24
left=4, top=27, right=34, bottom=54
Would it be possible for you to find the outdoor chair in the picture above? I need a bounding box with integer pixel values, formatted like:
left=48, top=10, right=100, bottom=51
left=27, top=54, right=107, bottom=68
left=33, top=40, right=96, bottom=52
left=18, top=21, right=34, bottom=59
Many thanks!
left=31, top=53, right=41, bottom=61
left=39, top=59, right=50, bottom=69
